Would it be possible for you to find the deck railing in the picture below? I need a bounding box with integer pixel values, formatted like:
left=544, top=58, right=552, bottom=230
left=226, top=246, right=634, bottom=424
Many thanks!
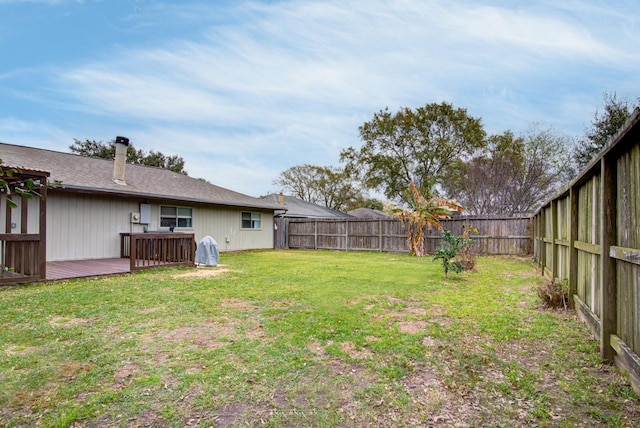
left=129, top=233, right=195, bottom=271
left=120, top=232, right=131, bottom=258
left=0, top=234, right=44, bottom=285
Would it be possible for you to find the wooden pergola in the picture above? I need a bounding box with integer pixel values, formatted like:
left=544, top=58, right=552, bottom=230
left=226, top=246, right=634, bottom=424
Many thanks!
left=0, top=167, right=49, bottom=285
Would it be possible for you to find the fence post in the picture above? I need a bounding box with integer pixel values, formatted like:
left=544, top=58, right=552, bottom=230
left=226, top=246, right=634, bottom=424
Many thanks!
left=344, top=219, right=349, bottom=251
left=568, top=187, right=578, bottom=309
left=314, top=220, right=318, bottom=250
left=551, top=200, right=558, bottom=279
left=538, top=207, right=547, bottom=276
left=600, top=155, right=617, bottom=362
left=285, top=219, right=289, bottom=249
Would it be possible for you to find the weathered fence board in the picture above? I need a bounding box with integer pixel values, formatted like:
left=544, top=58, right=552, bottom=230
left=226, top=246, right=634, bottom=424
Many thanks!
left=533, top=109, right=640, bottom=394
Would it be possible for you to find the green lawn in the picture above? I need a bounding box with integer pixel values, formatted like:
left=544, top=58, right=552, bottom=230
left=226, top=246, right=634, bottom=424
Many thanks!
left=0, top=250, right=637, bottom=427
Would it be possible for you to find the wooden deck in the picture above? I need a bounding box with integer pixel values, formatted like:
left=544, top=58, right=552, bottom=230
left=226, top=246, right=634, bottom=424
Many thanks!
left=46, top=258, right=131, bottom=281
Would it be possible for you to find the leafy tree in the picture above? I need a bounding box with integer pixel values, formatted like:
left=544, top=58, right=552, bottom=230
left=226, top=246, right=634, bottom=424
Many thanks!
left=273, top=164, right=364, bottom=212
left=573, top=92, right=638, bottom=170
left=340, top=102, right=486, bottom=204
left=393, top=182, right=463, bottom=256
left=344, top=196, right=385, bottom=212
left=442, top=125, right=573, bottom=215
left=69, top=139, right=187, bottom=175
left=142, top=150, right=186, bottom=174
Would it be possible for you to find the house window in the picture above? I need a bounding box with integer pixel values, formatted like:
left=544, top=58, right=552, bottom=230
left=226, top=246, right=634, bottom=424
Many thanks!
left=160, top=206, right=192, bottom=228
left=241, top=212, right=261, bottom=229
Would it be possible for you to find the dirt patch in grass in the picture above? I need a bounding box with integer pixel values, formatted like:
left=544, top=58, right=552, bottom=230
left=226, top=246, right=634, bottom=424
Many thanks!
left=162, top=323, right=228, bottom=349
left=59, top=361, right=93, bottom=381
left=213, top=403, right=250, bottom=427
left=137, top=317, right=269, bottom=359
left=138, top=307, right=163, bottom=314
left=307, top=341, right=326, bottom=355
left=172, top=265, right=229, bottom=279
left=161, top=322, right=243, bottom=350
left=398, top=320, right=428, bottom=333
left=3, top=344, right=40, bottom=357
left=219, top=297, right=259, bottom=311
left=114, top=363, right=138, bottom=382
left=123, top=410, right=165, bottom=428
left=340, top=341, right=374, bottom=359
left=49, top=315, right=101, bottom=328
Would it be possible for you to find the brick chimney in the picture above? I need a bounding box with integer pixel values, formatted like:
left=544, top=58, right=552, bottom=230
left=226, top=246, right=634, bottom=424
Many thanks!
left=113, top=136, right=129, bottom=185
left=278, top=192, right=284, bottom=204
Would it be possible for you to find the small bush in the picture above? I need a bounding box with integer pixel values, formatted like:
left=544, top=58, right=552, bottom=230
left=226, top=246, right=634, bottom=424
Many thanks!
left=537, top=279, right=568, bottom=309
left=432, top=229, right=474, bottom=277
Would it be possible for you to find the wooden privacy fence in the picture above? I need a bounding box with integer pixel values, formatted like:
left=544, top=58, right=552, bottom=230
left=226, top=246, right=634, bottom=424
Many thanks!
left=276, top=216, right=532, bottom=255
left=0, top=169, right=48, bottom=285
left=533, top=109, right=640, bottom=394
left=128, top=233, right=195, bottom=271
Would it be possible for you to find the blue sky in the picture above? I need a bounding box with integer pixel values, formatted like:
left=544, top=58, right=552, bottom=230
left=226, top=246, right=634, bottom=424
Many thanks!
left=1, top=0, right=638, bottom=197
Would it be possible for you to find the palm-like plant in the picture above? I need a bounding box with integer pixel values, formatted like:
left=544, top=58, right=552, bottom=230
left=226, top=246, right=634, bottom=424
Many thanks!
left=394, top=182, right=463, bottom=256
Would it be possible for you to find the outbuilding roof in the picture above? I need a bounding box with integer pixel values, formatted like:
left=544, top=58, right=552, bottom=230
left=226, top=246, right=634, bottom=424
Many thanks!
left=0, top=142, right=281, bottom=211
left=347, top=207, right=392, bottom=219
left=260, top=194, right=352, bottom=218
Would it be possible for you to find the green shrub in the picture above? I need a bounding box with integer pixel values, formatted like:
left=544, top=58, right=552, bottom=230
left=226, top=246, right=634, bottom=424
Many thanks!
left=432, top=229, right=474, bottom=277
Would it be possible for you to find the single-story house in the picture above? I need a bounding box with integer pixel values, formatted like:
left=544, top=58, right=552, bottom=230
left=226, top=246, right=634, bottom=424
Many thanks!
left=1, top=140, right=282, bottom=262
left=260, top=193, right=353, bottom=219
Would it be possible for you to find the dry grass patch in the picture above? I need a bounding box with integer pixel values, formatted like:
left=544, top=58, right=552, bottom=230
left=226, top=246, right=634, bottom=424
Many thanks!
left=172, top=265, right=230, bottom=279
left=49, top=315, right=100, bottom=328
left=340, top=341, right=374, bottom=359
left=4, top=344, right=40, bottom=357
left=397, top=320, right=427, bottom=333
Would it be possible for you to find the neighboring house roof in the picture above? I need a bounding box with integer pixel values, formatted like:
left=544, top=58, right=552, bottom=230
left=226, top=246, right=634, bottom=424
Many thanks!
left=260, top=194, right=353, bottom=218
left=0, top=142, right=281, bottom=210
left=347, top=207, right=392, bottom=219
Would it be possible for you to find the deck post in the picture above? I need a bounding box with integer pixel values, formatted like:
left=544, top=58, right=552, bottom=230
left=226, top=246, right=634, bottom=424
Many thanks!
left=129, top=234, right=137, bottom=272
left=39, top=184, right=47, bottom=281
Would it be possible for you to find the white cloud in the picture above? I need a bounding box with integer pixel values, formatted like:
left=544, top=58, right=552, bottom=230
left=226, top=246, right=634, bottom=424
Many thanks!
left=0, top=118, right=74, bottom=150
left=4, top=0, right=640, bottom=196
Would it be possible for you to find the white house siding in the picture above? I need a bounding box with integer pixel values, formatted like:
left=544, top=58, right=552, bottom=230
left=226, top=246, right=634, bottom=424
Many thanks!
left=47, top=192, right=140, bottom=261
left=190, top=205, right=274, bottom=252
left=45, top=192, right=274, bottom=261
left=0, top=197, right=41, bottom=234
left=143, top=203, right=274, bottom=252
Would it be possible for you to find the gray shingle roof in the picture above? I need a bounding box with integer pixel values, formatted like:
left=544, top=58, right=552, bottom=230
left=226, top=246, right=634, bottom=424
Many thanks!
left=347, top=208, right=392, bottom=219
left=260, top=194, right=352, bottom=218
left=1, top=142, right=281, bottom=210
